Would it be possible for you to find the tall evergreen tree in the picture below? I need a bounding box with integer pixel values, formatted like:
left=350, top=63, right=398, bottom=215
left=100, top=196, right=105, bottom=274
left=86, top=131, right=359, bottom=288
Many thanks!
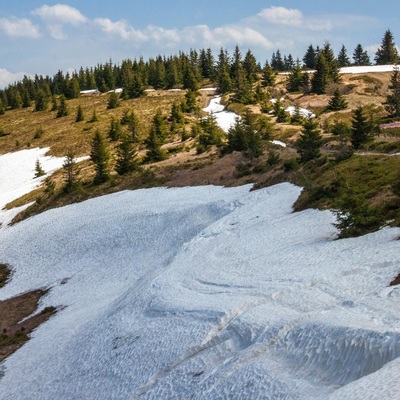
left=35, top=89, right=49, bottom=111
left=375, top=30, right=399, bottom=65
left=56, top=95, right=69, bottom=118
left=108, top=117, right=122, bottom=141
left=353, top=44, right=371, bottom=66
left=243, top=49, right=259, bottom=84
left=303, top=44, right=317, bottom=69
left=90, top=130, right=110, bottom=184
left=327, top=88, right=348, bottom=111
left=75, top=105, right=84, bottom=122
left=107, top=91, right=120, bottom=109
left=261, top=61, right=276, bottom=87
left=385, top=66, right=400, bottom=118
left=115, top=134, right=137, bottom=175
left=286, top=61, right=305, bottom=92
left=337, top=45, right=351, bottom=67
left=295, top=118, right=322, bottom=162
left=350, top=106, right=374, bottom=149
left=63, top=151, right=78, bottom=192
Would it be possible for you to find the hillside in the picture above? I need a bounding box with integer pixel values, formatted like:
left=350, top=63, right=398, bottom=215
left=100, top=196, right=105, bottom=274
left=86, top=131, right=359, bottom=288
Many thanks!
left=2, top=64, right=400, bottom=399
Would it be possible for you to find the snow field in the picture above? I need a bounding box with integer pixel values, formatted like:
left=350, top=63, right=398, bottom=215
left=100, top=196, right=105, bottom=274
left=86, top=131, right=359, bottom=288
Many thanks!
left=1, top=182, right=400, bottom=399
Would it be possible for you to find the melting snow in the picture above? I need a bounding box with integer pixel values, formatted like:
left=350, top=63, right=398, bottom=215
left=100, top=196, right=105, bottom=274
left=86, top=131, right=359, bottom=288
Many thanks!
left=202, top=96, right=239, bottom=132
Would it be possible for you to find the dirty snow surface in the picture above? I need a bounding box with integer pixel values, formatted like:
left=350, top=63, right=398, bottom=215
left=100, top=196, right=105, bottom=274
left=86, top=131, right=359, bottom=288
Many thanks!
left=1, top=176, right=400, bottom=399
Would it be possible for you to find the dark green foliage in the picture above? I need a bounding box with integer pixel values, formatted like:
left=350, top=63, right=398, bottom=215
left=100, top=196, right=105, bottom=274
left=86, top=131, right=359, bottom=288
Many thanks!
left=107, top=117, right=122, bottom=141
left=286, top=62, right=306, bottom=92
left=34, top=159, right=45, bottom=178
left=385, top=66, right=400, bottom=118
left=290, top=105, right=304, bottom=125
left=63, top=151, right=78, bottom=192
left=121, top=109, right=140, bottom=142
left=115, top=134, right=138, bottom=175
left=196, top=114, right=224, bottom=153
left=51, top=96, right=58, bottom=111
left=303, top=44, right=317, bottom=69
left=243, top=49, right=259, bottom=84
left=34, top=90, right=48, bottom=111
left=261, top=61, right=276, bottom=87
left=375, top=30, right=399, bottom=65
left=271, top=50, right=284, bottom=71
left=350, top=106, right=375, bottom=149
left=330, top=120, right=351, bottom=139
left=327, top=88, right=348, bottom=111
left=0, top=99, right=5, bottom=115
left=226, top=111, right=263, bottom=158
left=267, top=150, right=281, bottom=166
left=337, top=45, right=351, bottom=67
left=274, top=99, right=288, bottom=123
left=75, top=105, right=84, bottom=122
left=233, top=69, right=255, bottom=104
left=34, top=126, right=44, bottom=139
left=182, top=89, right=199, bottom=113
left=56, top=95, right=69, bottom=118
left=353, top=44, right=371, bottom=66
left=90, top=130, right=110, bottom=184
left=107, top=92, right=120, bottom=109
left=169, top=102, right=185, bottom=133
left=89, top=109, right=98, bottom=123
left=126, top=74, right=145, bottom=98
left=145, top=110, right=168, bottom=162
left=295, top=118, right=323, bottom=162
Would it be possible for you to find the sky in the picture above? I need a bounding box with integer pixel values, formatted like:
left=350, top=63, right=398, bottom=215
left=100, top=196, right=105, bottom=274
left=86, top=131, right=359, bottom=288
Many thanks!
left=0, top=0, right=399, bottom=88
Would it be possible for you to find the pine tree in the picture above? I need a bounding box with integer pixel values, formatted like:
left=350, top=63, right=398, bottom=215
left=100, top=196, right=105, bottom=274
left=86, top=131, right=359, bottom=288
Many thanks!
left=62, top=151, right=78, bottom=192
left=337, top=45, right=351, bottom=67
left=261, top=61, right=276, bottom=87
left=385, top=66, right=400, bottom=118
left=51, top=95, right=58, bottom=111
left=327, top=88, right=348, bottom=111
left=108, top=117, right=122, bottom=141
left=75, top=105, right=84, bottom=122
left=286, top=61, right=305, bottom=92
left=311, top=53, right=329, bottom=94
left=295, top=118, right=322, bottom=162
left=121, top=110, right=140, bottom=142
left=303, top=44, right=317, bottom=69
left=56, top=94, right=69, bottom=118
left=243, top=49, right=259, bottom=84
left=353, top=44, right=371, bottom=66
left=350, top=106, right=374, bottom=149
left=145, top=110, right=168, bottom=162
left=90, top=130, right=109, bottom=184
left=0, top=99, right=5, bottom=115
left=115, top=134, right=137, bottom=175
left=89, top=109, right=98, bottom=123
left=107, top=91, right=120, bottom=109
left=375, top=30, right=399, bottom=65
left=35, top=89, right=49, bottom=112
left=126, top=74, right=145, bottom=98
left=34, top=158, right=45, bottom=178
left=196, top=114, right=224, bottom=153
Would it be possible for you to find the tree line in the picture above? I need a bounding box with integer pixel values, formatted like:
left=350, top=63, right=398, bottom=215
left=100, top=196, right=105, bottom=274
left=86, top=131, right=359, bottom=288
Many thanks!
left=0, top=30, right=398, bottom=114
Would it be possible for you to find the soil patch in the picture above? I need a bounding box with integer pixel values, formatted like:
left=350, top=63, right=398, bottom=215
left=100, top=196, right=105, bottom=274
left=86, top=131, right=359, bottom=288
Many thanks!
left=0, top=287, right=56, bottom=362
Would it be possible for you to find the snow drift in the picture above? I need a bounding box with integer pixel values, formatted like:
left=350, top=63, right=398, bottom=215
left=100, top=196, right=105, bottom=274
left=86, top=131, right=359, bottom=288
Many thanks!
left=1, top=181, right=400, bottom=399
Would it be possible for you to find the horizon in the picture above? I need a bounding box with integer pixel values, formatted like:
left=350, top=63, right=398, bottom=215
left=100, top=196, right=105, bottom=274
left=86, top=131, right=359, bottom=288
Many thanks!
left=0, top=1, right=399, bottom=88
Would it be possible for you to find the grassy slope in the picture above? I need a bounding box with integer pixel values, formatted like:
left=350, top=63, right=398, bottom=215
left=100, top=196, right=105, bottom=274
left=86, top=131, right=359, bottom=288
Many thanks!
left=2, top=71, right=400, bottom=237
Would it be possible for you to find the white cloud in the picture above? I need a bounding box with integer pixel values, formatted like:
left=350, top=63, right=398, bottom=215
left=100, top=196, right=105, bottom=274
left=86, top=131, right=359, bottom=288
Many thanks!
left=257, top=6, right=304, bottom=27
left=0, top=17, right=40, bottom=38
left=32, top=4, right=87, bottom=25
left=94, top=18, right=147, bottom=42
left=0, top=69, right=29, bottom=88
left=32, top=4, right=87, bottom=40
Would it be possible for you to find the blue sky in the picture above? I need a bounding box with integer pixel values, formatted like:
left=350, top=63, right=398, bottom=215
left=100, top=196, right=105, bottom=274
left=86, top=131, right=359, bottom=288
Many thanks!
left=0, top=1, right=399, bottom=87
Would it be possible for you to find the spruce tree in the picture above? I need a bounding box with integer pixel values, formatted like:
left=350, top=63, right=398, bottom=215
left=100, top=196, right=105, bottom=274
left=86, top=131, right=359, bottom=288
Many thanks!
left=34, top=158, right=45, bottom=178
left=115, top=134, right=137, bottom=175
left=303, top=44, right=317, bottom=69
left=108, top=117, right=122, bottom=141
left=35, top=89, right=48, bottom=112
left=196, top=113, right=224, bottom=153
left=63, top=151, right=78, bottom=192
left=286, top=62, right=305, bottom=92
left=126, top=74, right=145, bottom=98
left=51, top=96, right=58, bottom=111
left=56, top=95, right=69, bottom=118
left=243, top=49, right=259, bottom=84
left=353, top=44, right=371, bottom=66
left=261, top=61, right=276, bottom=87
left=375, top=30, right=399, bottom=65
left=89, top=109, right=98, bottom=123
left=350, top=106, right=374, bottom=149
left=145, top=110, right=168, bottom=162
left=327, top=88, right=348, bottom=111
left=121, top=110, right=140, bottom=142
left=337, top=45, right=351, bottom=67
left=295, top=118, right=322, bottom=162
left=385, top=66, right=400, bottom=118
left=75, top=105, right=84, bottom=122
left=90, top=130, right=110, bottom=184
left=107, top=92, right=120, bottom=109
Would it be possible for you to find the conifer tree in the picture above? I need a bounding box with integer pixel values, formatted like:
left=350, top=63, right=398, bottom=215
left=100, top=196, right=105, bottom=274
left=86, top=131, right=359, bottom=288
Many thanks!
left=35, top=89, right=49, bottom=112
left=89, top=109, right=98, bottom=123
left=126, top=74, right=145, bottom=98
left=90, top=130, right=109, bottom=184
left=34, top=158, right=45, bottom=178
left=145, top=110, right=168, bottom=162
left=196, top=114, right=224, bottom=153
left=353, top=44, right=371, bottom=66
left=303, top=44, right=317, bottom=69
left=56, top=94, right=69, bottom=118
left=261, top=61, right=276, bottom=87
left=51, top=95, right=58, bottom=111
left=337, top=45, right=351, bottom=67
left=121, top=110, right=140, bottom=142
left=108, top=117, right=122, bottom=141
left=107, top=92, right=120, bottom=109
left=0, top=99, right=5, bottom=115
left=295, top=118, right=322, bottom=162
left=375, top=30, right=399, bottom=65
left=327, top=88, right=348, bottom=111
left=386, top=66, right=400, bottom=118
left=286, top=61, right=305, bottom=92
left=63, top=151, right=78, bottom=192
left=350, top=106, right=374, bottom=149
left=75, top=105, right=84, bottom=122
left=115, top=134, right=137, bottom=175
left=243, top=49, right=259, bottom=84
